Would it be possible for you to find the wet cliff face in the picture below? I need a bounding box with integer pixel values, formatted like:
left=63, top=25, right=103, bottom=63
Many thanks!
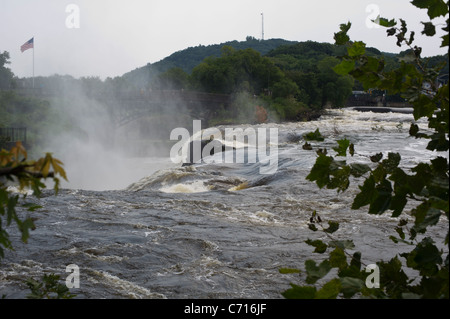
left=1, top=109, right=447, bottom=298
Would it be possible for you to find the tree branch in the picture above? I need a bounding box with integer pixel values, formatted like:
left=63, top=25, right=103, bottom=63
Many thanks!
left=0, top=165, right=54, bottom=179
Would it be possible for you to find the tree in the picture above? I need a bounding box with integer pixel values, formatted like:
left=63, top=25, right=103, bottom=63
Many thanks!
left=191, top=46, right=291, bottom=96
left=269, top=45, right=355, bottom=108
left=0, top=51, right=15, bottom=89
left=153, top=67, right=190, bottom=90
left=282, top=1, right=449, bottom=299
left=317, top=56, right=354, bottom=107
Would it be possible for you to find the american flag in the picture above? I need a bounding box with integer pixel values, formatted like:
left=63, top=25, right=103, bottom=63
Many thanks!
left=20, top=37, right=34, bottom=52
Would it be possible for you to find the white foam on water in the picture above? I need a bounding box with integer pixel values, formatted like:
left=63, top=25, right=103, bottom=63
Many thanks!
left=159, top=180, right=211, bottom=193
left=87, top=269, right=166, bottom=299
left=6, top=186, right=33, bottom=196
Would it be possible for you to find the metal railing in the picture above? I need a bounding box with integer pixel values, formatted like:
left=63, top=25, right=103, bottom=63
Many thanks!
left=0, top=127, right=27, bottom=148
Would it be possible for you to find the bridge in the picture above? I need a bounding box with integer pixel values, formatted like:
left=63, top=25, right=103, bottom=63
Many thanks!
left=0, top=127, right=27, bottom=150
left=6, top=88, right=232, bottom=128
left=99, top=90, right=232, bottom=128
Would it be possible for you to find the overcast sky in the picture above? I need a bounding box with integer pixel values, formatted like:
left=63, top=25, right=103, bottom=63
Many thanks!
left=1, top=0, right=447, bottom=79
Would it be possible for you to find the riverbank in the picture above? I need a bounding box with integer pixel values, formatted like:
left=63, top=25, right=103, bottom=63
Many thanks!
left=347, top=106, right=414, bottom=114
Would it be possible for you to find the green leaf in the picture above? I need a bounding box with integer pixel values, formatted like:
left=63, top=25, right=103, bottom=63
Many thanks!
left=19, top=218, right=35, bottom=243
left=315, top=278, right=342, bottom=299
left=387, top=27, right=397, bottom=36
left=305, top=259, right=332, bottom=284
left=378, top=257, right=409, bottom=297
left=22, top=203, right=43, bottom=212
left=25, top=273, right=75, bottom=299
left=412, top=202, right=442, bottom=234
left=340, top=277, right=364, bottom=299
left=279, top=268, right=301, bottom=274
left=347, top=41, right=366, bottom=57
left=441, top=33, right=449, bottom=47
left=350, top=163, right=371, bottom=177
left=411, top=0, right=449, bottom=19
left=431, top=156, right=448, bottom=176
left=409, top=123, right=420, bottom=136
left=395, top=226, right=406, bottom=240
left=413, top=95, right=437, bottom=120
left=421, top=21, right=437, bottom=36
left=370, top=153, right=383, bottom=163
left=427, top=132, right=449, bottom=152
left=382, top=153, right=401, bottom=173
left=352, top=175, right=377, bottom=210
left=334, top=22, right=351, bottom=45
left=411, top=162, right=432, bottom=189
left=302, top=142, right=312, bottom=150
left=328, top=165, right=351, bottom=192
left=398, top=219, right=408, bottom=227
left=282, top=284, right=317, bottom=299
left=333, top=139, right=350, bottom=157
left=368, top=178, right=393, bottom=214
left=362, top=55, right=385, bottom=73
left=324, top=221, right=340, bottom=234
left=305, top=239, right=328, bottom=253
left=398, top=51, right=417, bottom=63
left=408, top=31, right=416, bottom=46
left=330, top=248, right=348, bottom=270
left=304, top=128, right=325, bottom=141
left=306, top=154, right=333, bottom=188
left=350, top=55, right=384, bottom=78
left=389, top=235, right=400, bottom=244
left=406, top=237, right=443, bottom=276
left=390, top=192, right=408, bottom=217
left=6, top=194, right=19, bottom=226
left=333, top=59, right=355, bottom=75
left=329, top=240, right=355, bottom=250
left=377, top=16, right=397, bottom=27
left=349, top=143, right=355, bottom=156
left=350, top=252, right=362, bottom=271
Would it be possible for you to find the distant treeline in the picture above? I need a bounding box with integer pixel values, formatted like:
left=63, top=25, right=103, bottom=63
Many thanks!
left=1, top=38, right=449, bottom=124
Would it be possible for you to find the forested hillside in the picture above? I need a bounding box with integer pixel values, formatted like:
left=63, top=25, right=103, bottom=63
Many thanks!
left=121, top=37, right=296, bottom=89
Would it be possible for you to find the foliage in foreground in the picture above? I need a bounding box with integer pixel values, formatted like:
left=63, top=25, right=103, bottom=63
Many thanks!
left=0, top=142, right=71, bottom=298
left=26, top=273, right=75, bottom=299
left=282, top=1, right=449, bottom=299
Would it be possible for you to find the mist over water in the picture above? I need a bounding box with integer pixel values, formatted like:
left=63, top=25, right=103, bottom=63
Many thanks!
left=41, top=84, right=182, bottom=191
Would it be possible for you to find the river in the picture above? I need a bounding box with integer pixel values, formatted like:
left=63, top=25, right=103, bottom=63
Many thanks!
left=1, top=108, right=448, bottom=299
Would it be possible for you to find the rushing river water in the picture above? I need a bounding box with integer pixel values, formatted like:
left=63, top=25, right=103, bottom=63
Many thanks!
left=1, top=108, right=448, bottom=299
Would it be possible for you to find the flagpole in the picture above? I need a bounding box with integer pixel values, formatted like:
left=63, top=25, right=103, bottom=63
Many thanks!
left=32, top=36, right=35, bottom=89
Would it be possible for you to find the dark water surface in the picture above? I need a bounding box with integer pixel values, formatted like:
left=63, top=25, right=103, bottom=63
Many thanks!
left=1, top=109, right=447, bottom=298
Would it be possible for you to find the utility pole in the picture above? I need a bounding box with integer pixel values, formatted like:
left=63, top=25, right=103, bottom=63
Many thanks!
left=261, top=12, right=264, bottom=41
